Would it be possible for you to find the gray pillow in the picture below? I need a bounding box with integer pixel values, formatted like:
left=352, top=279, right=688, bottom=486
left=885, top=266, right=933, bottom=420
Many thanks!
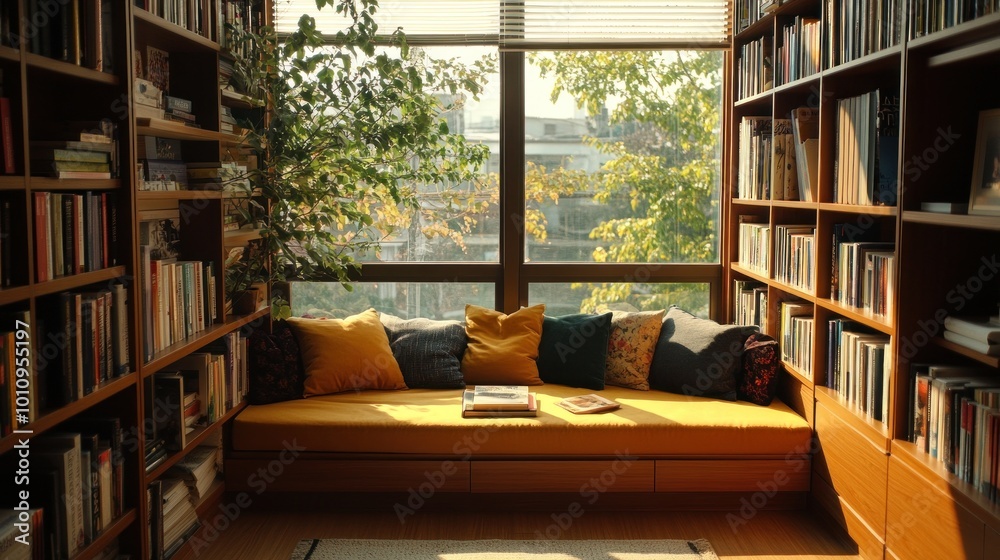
left=380, top=314, right=467, bottom=389
left=648, top=307, right=755, bottom=401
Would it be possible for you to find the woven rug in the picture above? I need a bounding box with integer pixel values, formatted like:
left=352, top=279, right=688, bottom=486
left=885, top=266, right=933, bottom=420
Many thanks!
left=290, top=538, right=719, bottom=559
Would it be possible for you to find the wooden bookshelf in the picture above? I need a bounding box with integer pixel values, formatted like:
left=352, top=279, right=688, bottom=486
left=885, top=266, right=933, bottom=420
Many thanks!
left=25, top=52, right=121, bottom=85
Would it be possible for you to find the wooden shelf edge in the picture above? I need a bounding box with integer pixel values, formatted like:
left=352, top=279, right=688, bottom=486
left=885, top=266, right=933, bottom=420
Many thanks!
left=221, top=89, right=263, bottom=109
left=0, top=284, right=33, bottom=307
left=31, top=266, right=128, bottom=299
left=816, top=387, right=891, bottom=451
left=781, top=360, right=815, bottom=387
left=142, top=309, right=269, bottom=375
left=146, top=402, right=247, bottom=481
left=814, top=298, right=894, bottom=335
left=731, top=197, right=772, bottom=207
left=902, top=210, right=1000, bottom=231
left=730, top=262, right=771, bottom=285
left=0, top=373, right=137, bottom=455
left=891, top=440, right=1000, bottom=533
left=929, top=336, right=1000, bottom=368
left=772, top=73, right=822, bottom=95
left=0, top=175, right=26, bottom=189
left=823, top=44, right=903, bottom=78
left=0, top=45, right=20, bottom=62
left=819, top=202, right=898, bottom=216
left=136, top=189, right=248, bottom=200
left=29, top=177, right=122, bottom=191
left=907, top=11, right=1000, bottom=52
left=136, top=121, right=225, bottom=142
left=734, top=88, right=773, bottom=108
left=771, top=279, right=817, bottom=302
left=25, top=53, right=120, bottom=85
left=73, top=508, right=138, bottom=560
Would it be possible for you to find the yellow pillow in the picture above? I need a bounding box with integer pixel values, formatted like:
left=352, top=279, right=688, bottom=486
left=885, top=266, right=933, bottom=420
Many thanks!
left=287, top=310, right=407, bottom=397
left=461, top=304, right=545, bottom=386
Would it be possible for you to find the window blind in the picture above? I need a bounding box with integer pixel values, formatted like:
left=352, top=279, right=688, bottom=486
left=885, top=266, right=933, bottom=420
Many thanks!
left=273, top=0, right=732, bottom=48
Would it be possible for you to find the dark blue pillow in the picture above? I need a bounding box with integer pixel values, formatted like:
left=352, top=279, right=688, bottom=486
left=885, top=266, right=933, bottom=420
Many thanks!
left=380, top=314, right=467, bottom=389
left=537, top=313, right=612, bottom=390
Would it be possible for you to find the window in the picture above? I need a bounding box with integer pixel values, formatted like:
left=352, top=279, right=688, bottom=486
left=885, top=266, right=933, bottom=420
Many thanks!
left=279, top=1, right=730, bottom=318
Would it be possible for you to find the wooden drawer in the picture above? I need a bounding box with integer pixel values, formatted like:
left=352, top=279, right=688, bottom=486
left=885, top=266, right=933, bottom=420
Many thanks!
left=885, top=456, right=984, bottom=560
left=811, top=471, right=886, bottom=560
left=225, top=459, right=471, bottom=492
left=815, top=401, right=889, bottom=534
left=987, top=528, right=1000, bottom=560
left=655, top=459, right=809, bottom=492
left=471, top=460, right=654, bottom=493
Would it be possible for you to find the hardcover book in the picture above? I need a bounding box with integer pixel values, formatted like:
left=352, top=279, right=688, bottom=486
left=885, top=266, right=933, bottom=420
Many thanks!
left=470, top=385, right=530, bottom=410
left=555, top=394, right=621, bottom=414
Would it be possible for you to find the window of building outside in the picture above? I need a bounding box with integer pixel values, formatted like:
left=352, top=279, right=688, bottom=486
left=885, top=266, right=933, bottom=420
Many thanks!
left=286, top=4, right=727, bottom=320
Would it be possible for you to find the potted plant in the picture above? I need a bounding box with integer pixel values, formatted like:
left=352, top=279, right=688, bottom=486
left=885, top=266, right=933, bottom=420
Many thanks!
left=223, top=0, right=494, bottom=318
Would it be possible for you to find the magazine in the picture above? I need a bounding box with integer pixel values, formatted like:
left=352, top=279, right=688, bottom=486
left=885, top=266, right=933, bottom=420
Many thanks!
left=555, top=394, right=621, bottom=414
left=471, top=385, right=530, bottom=410
left=462, top=391, right=537, bottom=418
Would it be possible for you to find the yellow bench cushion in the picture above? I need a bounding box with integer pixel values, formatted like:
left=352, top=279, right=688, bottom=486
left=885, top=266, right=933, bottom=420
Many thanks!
left=232, top=385, right=811, bottom=457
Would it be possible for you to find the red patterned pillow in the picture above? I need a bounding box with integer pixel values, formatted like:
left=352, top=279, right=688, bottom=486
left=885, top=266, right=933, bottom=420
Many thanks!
left=247, top=320, right=305, bottom=405
left=739, top=333, right=780, bottom=406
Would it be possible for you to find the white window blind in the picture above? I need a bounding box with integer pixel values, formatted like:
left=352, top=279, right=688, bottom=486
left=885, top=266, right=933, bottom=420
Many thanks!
left=273, top=0, right=732, bottom=48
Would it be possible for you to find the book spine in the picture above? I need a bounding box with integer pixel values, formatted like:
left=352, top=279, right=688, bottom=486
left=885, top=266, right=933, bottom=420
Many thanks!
left=1, top=199, right=11, bottom=287
left=0, top=97, right=14, bottom=174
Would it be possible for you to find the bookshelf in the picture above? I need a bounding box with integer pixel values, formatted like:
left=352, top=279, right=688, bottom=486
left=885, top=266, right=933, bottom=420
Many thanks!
left=0, top=0, right=268, bottom=558
left=727, top=3, right=1000, bottom=559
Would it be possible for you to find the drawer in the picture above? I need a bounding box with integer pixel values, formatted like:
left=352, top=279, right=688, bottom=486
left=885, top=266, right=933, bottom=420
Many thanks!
left=471, top=460, right=654, bottom=493
left=812, top=471, right=885, bottom=560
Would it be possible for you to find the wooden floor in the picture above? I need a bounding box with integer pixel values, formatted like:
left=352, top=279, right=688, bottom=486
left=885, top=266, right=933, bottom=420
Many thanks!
left=186, top=499, right=861, bottom=559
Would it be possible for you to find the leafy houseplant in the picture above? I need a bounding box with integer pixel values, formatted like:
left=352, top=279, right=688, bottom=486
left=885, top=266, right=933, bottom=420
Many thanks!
left=224, top=0, right=494, bottom=318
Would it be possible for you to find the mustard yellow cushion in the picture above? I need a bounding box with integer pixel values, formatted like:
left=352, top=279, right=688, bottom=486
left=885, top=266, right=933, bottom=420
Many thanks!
left=287, top=310, right=407, bottom=397
left=461, top=304, right=545, bottom=385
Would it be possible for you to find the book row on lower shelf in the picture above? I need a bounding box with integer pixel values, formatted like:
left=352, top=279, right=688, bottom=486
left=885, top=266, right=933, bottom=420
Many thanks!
left=1, top=417, right=128, bottom=560
left=139, top=247, right=218, bottom=361
left=909, top=362, right=1000, bottom=504
left=33, top=191, right=119, bottom=283
left=148, top=443, right=221, bottom=560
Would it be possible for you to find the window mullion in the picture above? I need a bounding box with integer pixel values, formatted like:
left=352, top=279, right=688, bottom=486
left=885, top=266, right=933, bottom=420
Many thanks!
left=500, top=51, right=526, bottom=313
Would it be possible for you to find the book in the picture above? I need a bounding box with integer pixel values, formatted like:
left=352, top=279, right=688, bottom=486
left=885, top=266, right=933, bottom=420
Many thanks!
left=146, top=45, right=170, bottom=93
left=462, top=390, right=538, bottom=418
left=470, top=385, right=531, bottom=410
left=0, top=97, right=15, bottom=174
left=943, top=330, right=1000, bottom=356
left=920, top=202, right=968, bottom=214
left=790, top=107, right=819, bottom=202
left=944, top=317, right=1000, bottom=345
left=555, top=394, right=621, bottom=414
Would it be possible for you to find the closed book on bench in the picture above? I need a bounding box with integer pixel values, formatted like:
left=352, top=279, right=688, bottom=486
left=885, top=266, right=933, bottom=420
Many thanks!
left=471, top=385, right=530, bottom=410
left=463, top=390, right=537, bottom=418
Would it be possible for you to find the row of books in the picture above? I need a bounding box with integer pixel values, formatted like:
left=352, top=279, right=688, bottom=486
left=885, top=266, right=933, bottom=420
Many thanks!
left=736, top=36, right=772, bottom=100
left=139, top=255, right=218, bottom=360
left=147, top=478, right=198, bottom=560
left=30, top=120, right=120, bottom=180
left=735, top=109, right=818, bottom=202
left=942, top=315, right=1000, bottom=357
left=42, top=285, right=131, bottom=409
left=737, top=221, right=770, bottom=276
left=828, top=319, right=891, bottom=422
left=832, top=0, right=901, bottom=66
left=136, top=0, right=212, bottom=38
left=27, top=0, right=115, bottom=72
left=736, top=0, right=778, bottom=34
left=832, top=240, right=895, bottom=316
left=219, top=0, right=263, bottom=57
left=33, top=191, right=118, bottom=282
left=773, top=224, right=815, bottom=292
left=909, top=0, right=1000, bottom=39
left=834, top=90, right=899, bottom=207
left=908, top=364, right=1000, bottom=503
left=7, top=418, right=127, bottom=560
left=0, top=508, right=44, bottom=560
left=779, top=301, right=813, bottom=380
left=774, top=17, right=821, bottom=87
left=732, top=280, right=768, bottom=333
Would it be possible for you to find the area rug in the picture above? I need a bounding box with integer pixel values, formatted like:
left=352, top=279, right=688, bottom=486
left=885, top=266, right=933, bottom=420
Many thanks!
left=290, top=538, right=719, bottom=559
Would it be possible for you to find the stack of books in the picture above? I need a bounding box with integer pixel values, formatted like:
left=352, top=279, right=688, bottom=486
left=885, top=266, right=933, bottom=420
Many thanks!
left=30, top=121, right=118, bottom=179
left=166, top=445, right=221, bottom=503
left=462, top=385, right=538, bottom=418
left=164, top=95, right=197, bottom=127
left=943, top=316, right=1000, bottom=356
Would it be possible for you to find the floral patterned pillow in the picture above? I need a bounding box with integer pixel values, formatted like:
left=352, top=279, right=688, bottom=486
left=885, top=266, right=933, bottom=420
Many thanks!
left=247, top=320, right=305, bottom=405
left=739, top=333, right=781, bottom=406
left=603, top=310, right=665, bottom=390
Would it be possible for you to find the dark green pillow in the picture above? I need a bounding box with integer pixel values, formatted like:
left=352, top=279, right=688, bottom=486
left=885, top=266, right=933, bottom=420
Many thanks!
left=537, top=313, right=613, bottom=390
left=648, top=307, right=756, bottom=401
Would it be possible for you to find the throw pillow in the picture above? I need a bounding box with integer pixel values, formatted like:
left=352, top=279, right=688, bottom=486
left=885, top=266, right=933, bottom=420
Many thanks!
left=461, top=304, right=545, bottom=386
left=739, top=332, right=781, bottom=406
left=380, top=314, right=467, bottom=389
left=537, top=312, right=613, bottom=390
left=648, top=306, right=754, bottom=401
left=603, top=309, right=665, bottom=390
left=246, top=320, right=305, bottom=405
left=287, top=309, right=407, bottom=397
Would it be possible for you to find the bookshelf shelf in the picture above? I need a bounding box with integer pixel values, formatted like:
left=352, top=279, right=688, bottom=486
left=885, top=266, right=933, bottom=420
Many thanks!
left=773, top=199, right=818, bottom=209
left=823, top=44, right=903, bottom=80
left=75, top=509, right=139, bottom=560
left=137, top=189, right=248, bottom=200
left=221, top=89, right=263, bottom=109
left=734, top=88, right=773, bottom=108
left=781, top=360, right=814, bottom=387
left=28, top=177, right=122, bottom=191
left=0, top=284, right=32, bottom=307
left=0, top=45, right=19, bottom=62
left=816, top=386, right=891, bottom=450
left=142, top=308, right=269, bottom=376
left=30, top=266, right=128, bottom=299
left=929, top=336, right=1000, bottom=368
left=731, top=198, right=772, bottom=207
left=891, top=440, right=1000, bottom=535
left=907, top=10, right=1000, bottom=53
left=771, top=278, right=816, bottom=302
left=24, top=52, right=120, bottom=86
left=772, top=73, right=821, bottom=96
left=224, top=228, right=262, bottom=246
left=134, top=8, right=220, bottom=53
left=136, top=119, right=226, bottom=142
left=146, top=401, right=247, bottom=481
left=902, top=210, right=1000, bottom=231
left=0, top=373, right=136, bottom=455
left=819, top=203, right=898, bottom=216
left=730, top=262, right=771, bottom=285
left=814, top=298, right=894, bottom=335
left=0, top=176, right=25, bottom=189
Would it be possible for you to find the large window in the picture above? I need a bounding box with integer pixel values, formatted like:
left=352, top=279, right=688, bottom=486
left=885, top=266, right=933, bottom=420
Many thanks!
left=279, top=1, right=730, bottom=318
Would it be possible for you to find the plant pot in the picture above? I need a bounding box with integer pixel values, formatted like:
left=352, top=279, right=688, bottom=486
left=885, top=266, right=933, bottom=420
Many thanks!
left=233, top=288, right=263, bottom=315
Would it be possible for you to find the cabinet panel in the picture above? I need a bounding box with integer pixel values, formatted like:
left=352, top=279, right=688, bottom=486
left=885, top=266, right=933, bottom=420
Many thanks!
left=815, top=401, right=889, bottom=534
left=986, top=527, right=1000, bottom=560
left=886, top=456, right=984, bottom=560
left=812, top=471, right=886, bottom=560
